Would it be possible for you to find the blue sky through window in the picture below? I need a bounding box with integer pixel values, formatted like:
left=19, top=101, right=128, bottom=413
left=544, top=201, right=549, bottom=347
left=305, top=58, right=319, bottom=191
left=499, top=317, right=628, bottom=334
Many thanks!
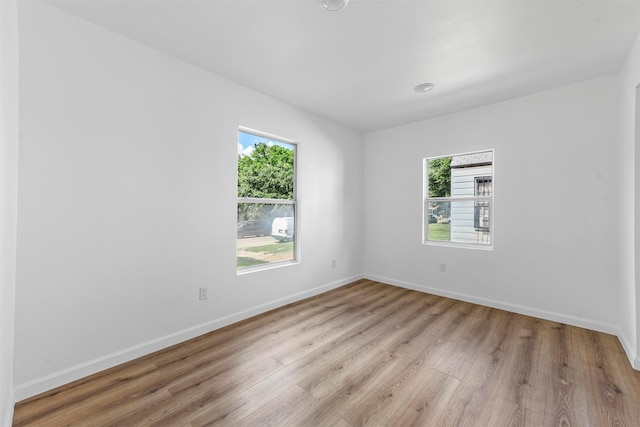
left=238, top=131, right=294, bottom=156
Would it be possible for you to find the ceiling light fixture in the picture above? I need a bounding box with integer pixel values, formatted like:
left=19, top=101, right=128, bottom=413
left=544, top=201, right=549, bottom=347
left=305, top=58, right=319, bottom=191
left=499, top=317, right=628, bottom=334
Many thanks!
left=414, top=82, right=435, bottom=93
left=318, top=0, right=349, bottom=12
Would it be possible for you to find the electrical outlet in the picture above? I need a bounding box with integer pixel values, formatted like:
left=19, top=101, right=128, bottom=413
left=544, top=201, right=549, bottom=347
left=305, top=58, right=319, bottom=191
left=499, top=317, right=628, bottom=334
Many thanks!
left=439, top=263, right=447, bottom=273
left=332, top=259, right=337, bottom=268
left=199, top=286, right=208, bottom=300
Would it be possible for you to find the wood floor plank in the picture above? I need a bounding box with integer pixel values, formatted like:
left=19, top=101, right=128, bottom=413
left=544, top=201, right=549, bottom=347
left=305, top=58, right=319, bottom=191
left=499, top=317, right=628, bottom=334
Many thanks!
left=339, top=341, right=452, bottom=426
left=582, top=329, right=639, bottom=427
left=538, top=322, right=591, bottom=427
left=149, top=356, right=284, bottom=426
left=65, top=388, right=174, bottom=427
left=431, top=351, right=503, bottom=427
left=219, top=384, right=315, bottom=427
left=12, top=362, right=163, bottom=426
left=182, top=362, right=301, bottom=426
left=493, top=315, right=547, bottom=414
left=268, top=286, right=415, bottom=366
left=387, top=368, right=461, bottom=427
left=13, top=280, right=640, bottom=427
left=486, top=396, right=546, bottom=427
left=294, top=289, right=429, bottom=398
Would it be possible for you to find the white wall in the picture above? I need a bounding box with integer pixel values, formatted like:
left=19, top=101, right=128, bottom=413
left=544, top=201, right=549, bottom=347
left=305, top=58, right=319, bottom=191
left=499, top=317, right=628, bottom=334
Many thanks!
left=619, top=32, right=640, bottom=369
left=14, top=1, right=363, bottom=400
left=364, top=74, right=621, bottom=335
left=12, top=0, right=640, bottom=409
left=0, top=0, right=19, bottom=424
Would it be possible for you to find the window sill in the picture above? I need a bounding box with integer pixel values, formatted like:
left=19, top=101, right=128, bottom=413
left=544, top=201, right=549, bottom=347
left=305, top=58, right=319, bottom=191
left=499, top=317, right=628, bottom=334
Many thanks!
left=237, top=259, right=299, bottom=275
left=423, top=241, right=493, bottom=251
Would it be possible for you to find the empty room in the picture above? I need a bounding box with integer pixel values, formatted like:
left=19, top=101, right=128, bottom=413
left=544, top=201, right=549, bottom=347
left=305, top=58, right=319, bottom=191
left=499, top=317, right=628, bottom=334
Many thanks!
left=2, top=0, right=640, bottom=425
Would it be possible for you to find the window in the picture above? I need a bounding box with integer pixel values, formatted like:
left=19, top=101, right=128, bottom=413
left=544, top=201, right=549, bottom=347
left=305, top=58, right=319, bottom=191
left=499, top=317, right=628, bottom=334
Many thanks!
left=423, top=150, right=493, bottom=248
left=237, top=129, right=297, bottom=270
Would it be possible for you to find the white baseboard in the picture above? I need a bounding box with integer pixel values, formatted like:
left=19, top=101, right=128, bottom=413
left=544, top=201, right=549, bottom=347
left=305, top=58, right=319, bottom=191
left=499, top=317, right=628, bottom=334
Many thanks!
left=2, top=389, right=14, bottom=427
left=617, top=331, right=639, bottom=370
left=13, top=274, right=363, bottom=402
left=363, top=274, right=619, bottom=336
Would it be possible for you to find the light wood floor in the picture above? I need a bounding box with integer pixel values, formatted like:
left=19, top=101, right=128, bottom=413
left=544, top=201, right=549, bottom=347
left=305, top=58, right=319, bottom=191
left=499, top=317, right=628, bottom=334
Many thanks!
left=13, top=279, right=640, bottom=426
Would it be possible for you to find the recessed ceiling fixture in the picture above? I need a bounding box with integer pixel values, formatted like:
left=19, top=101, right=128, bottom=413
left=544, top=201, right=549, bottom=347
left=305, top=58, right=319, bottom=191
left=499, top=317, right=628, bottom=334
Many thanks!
left=414, top=82, right=435, bottom=93
left=318, top=0, right=349, bottom=12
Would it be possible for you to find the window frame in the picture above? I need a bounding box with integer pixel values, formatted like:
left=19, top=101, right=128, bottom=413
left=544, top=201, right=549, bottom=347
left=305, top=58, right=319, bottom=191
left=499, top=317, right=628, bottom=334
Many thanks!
left=237, top=127, right=298, bottom=273
left=423, top=149, right=494, bottom=250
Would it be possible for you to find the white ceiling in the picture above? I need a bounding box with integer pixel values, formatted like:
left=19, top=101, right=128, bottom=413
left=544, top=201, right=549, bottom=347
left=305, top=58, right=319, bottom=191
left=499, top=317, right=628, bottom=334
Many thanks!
left=47, top=0, right=640, bottom=133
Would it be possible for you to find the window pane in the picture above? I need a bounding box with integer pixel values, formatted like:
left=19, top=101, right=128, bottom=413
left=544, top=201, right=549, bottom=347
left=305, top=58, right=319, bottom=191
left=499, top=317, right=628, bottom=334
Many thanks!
left=427, top=199, right=491, bottom=245
left=427, top=201, right=451, bottom=242
left=427, top=157, right=452, bottom=197
left=238, top=131, right=294, bottom=199
left=237, top=203, right=295, bottom=269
